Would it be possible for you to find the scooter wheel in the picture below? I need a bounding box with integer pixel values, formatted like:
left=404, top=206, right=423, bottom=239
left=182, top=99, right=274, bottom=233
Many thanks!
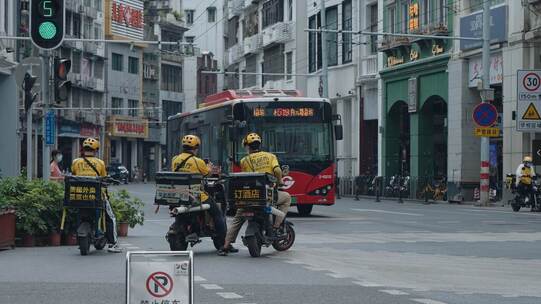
left=79, top=236, right=90, bottom=256
left=512, top=204, right=521, bottom=212
left=245, top=236, right=261, bottom=257
left=272, top=223, right=295, bottom=252
left=94, top=237, right=107, bottom=250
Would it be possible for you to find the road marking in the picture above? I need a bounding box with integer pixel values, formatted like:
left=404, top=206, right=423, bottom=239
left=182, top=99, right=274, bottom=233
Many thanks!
left=121, top=243, right=132, bottom=246
left=125, top=246, right=140, bottom=250
left=194, top=276, right=207, bottom=282
left=326, top=273, right=348, bottom=278
left=379, top=289, right=410, bottom=295
left=216, top=292, right=243, bottom=299
left=352, top=281, right=383, bottom=287
left=436, top=221, right=460, bottom=224
left=351, top=209, right=423, bottom=216
left=200, top=284, right=223, bottom=290
left=411, top=299, right=448, bottom=304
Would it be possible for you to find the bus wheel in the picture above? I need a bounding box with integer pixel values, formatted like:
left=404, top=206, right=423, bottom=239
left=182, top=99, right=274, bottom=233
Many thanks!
left=297, top=205, right=313, bottom=216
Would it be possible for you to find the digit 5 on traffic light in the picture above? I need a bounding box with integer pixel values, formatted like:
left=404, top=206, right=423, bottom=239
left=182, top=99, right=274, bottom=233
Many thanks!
left=54, top=57, right=71, bottom=102
left=30, top=0, right=65, bottom=50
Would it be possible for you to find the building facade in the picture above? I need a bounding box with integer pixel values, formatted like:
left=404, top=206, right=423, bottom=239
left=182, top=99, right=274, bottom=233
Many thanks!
left=183, top=0, right=226, bottom=91
left=377, top=0, right=453, bottom=196
left=223, top=0, right=307, bottom=93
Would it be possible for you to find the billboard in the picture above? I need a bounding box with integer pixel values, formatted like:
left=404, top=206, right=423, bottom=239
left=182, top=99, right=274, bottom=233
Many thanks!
left=106, top=0, right=144, bottom=40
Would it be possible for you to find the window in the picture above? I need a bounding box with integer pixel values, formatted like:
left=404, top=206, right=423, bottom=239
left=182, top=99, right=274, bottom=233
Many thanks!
left=262, top=0, right=284, bottom=28
left=185, top=10, right=194, bottom=25
left=185, top=36, right=195, bottom=44
left=84, top=17, right=92, bottom=39
left=207, top=7, right=216, bottom=23
left=161, top=64, right=183, bottom=92
left=435, top=0, right=447, bottom=26
left=94, top=24, right=102, bottom=40
left=243, top=55, right=257, bottom=88
left=286, top=52, right=293, bottom=80
left=326, top=6, right=338, bottom=66
left=72, top=89, right=80, bottom=108
left=95, top=0, right=102, bottom=11
left=66, top=12, right=72, bottom=36
left=288, top=0, right=293, bottom=21
left=263, top=45, right=285, bottom=84
left=308, top=13, right=323, bottom=72
left=342, top=0, right=352, bottom=64
left=388, top=5, right=396, bottom=33
left=83, top=94, right=91, bottom=108
left=95, top=60, right=104, bottom=79
left=111, top=97, right=122, bottom=115
left=162, top=100, right=183, bottom=122
left=112, top=53, right=123, bottom=71
left=72, top=52, right=81, bottom=73
left=128, top=99, right=138, bottom=117
left=370, top=4, right=378, bottom=54
left=401, top=1, right=408, bottom=33
left=94, top=93, right=103, bottom=108
left=73, top=13, right=81, bottom=38
left=128, top=57, right=139, bottom=74
left=421, top=0, right=430, bottom=28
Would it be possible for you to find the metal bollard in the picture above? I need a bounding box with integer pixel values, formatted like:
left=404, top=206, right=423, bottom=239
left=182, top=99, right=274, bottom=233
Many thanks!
left=375, top=176, right=381, bottom=202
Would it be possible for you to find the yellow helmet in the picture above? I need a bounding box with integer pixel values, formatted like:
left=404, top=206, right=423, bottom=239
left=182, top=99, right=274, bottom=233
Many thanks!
left=181, top=135, right=200, bottom=148
left=82, top=137, right=100, bottom=150
left=243, top=133, right=262, bottom=146
left=524, top=156, right=533, bottom=163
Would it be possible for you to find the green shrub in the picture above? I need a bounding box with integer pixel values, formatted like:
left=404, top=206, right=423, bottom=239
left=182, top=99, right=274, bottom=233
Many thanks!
left=109, top=189, right=145, bottom=228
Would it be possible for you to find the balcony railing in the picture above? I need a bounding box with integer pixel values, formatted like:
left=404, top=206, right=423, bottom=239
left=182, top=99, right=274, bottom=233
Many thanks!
left=359, top=55, right=378, bottom=79
left=261, top=22, right=293, bottom=47
left=243, top=34, right=262, bottom=55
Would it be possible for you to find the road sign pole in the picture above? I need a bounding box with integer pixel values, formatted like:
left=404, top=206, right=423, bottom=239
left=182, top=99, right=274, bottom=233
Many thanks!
left=41, top=52, right=51, bottom=180
left=479, top=0, right=491, bottom=206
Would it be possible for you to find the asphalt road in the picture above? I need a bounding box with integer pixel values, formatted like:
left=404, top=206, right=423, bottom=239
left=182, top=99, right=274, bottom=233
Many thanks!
left=2, top=183, right=541, bottom=304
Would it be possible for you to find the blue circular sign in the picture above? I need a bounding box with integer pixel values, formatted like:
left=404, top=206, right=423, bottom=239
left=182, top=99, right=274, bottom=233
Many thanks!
left=473, top=103, right=498, bottom=127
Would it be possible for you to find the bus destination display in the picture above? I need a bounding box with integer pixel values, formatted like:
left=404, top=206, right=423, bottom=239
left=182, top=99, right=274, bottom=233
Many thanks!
left=253, top=107, right=315, bottom=118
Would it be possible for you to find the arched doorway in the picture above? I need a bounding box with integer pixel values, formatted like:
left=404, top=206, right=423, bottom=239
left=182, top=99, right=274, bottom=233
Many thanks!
left=386, top=101, right=410, bottom=177
left=419, top=96, right=447, bottom=178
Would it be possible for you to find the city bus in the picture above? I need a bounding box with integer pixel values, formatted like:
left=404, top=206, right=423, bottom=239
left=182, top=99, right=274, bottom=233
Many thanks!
left=166, top=89, right=343, bottom=216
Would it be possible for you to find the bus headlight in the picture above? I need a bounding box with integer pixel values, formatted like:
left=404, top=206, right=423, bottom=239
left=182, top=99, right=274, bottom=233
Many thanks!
left=315, top=189, right=320, bottom=195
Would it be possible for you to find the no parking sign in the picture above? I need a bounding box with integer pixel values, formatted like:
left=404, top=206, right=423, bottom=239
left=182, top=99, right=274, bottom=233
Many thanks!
left=127, top=251, right=193, bottom=304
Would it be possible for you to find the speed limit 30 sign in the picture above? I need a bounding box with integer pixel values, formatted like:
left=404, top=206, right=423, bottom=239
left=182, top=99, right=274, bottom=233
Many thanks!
left=517, top=70, right=541, bottom=132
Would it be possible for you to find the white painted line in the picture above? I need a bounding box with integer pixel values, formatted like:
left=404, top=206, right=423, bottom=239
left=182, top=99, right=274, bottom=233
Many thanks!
left=326, top=273, right=348, bottom=278
left=352, top=281, right=383, bottom=287
left=436, top=221, right=460, bottom=224
left=351, top=208, right=423, bottom=217
left=411, top=298, right=448, bottom=304
left=379, top=289, right=410, bottom=296
left=125, top=246, right=140, bottom=250
left=121, top=243, right=132, bottom=246
left=200, top=284, right=223, bottom=290
left=216, top=292, right=243, bottom=299
left=194, top=276, right=207, bottom=282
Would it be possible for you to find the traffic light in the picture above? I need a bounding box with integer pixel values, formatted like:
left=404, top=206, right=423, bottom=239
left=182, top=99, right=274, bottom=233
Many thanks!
left=54, top=57, right=71, bottom=102
left=23, top=73, right=39, bottom=112
left=30, top=0, right=65, bottom=50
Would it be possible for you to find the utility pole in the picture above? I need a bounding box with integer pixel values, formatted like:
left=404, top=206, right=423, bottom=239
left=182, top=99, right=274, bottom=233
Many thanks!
left=26, top=104, right=33, bottom=180
left=319, top=0, right=328, bottom=98
left=41, top=52, right=51, bottom=180
left=479, top=0, right=492, bottom=206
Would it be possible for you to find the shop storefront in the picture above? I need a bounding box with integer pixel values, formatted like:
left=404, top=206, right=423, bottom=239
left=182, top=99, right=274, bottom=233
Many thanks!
left=105, top=115, right=149, bottom=180
left=380, top=37, right=450, bottom=193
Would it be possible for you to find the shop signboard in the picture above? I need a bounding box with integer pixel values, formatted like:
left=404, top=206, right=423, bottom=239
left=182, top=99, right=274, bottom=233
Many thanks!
left=110, top=116, right=149, bottom=139
left=468, top=53, right=503, bottom=88
left=126, top=251, right=193, bottom=304
left=459, top=5, right=507, bottom=51
left=517, top=70, right=541, bottom=132
left=107, top=0, right=144, bottom=40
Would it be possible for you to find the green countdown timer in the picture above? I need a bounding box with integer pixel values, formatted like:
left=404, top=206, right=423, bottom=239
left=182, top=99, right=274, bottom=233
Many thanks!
left=31, top=0, right=64, bottom=49
left=39, top=21, right=57, bottom=39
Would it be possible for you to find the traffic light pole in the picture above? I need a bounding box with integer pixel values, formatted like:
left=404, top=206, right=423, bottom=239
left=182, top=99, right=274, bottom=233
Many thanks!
left=41, top=51, right=50, bottom=180
left=26, top=104, right=33, bottom=180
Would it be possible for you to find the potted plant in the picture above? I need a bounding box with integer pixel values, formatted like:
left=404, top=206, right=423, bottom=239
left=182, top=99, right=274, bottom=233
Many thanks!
left=0, top=189, right=16, bottom=249
left=41, top=181, right=64, bottom=246
left=13, top=180, right=50, bottom=246
left=109, top=190, right=144, bottom=237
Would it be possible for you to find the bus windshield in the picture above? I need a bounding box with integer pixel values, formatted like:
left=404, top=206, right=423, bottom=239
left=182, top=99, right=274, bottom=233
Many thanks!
left=237, top=122, right=333, bottom=162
